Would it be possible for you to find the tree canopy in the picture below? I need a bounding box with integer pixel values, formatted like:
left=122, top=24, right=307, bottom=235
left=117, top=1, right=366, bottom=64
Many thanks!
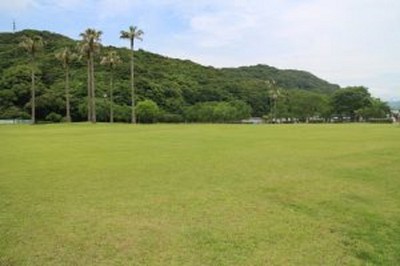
left=0, top=30, right=391, bottom=123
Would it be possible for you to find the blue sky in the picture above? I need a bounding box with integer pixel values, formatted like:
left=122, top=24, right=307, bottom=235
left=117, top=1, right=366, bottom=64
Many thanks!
left=1, top=0, right=399, bottom=101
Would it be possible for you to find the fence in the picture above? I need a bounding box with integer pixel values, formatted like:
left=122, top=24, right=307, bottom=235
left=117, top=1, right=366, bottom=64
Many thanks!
left=0, top=119, right=32, bottom=125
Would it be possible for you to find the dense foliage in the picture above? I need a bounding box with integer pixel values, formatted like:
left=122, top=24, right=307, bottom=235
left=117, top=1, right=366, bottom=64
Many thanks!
left=136, top=100, right=160, bottom=123
left=0, top=30, right=391, bottom=123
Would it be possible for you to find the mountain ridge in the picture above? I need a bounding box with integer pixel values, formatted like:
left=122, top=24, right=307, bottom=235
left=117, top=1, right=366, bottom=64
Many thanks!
left=388, top=101, right=400, bottom=110
left=0, top=29, right=341, bottom=120
left=0, top=29, right=340, bottom=91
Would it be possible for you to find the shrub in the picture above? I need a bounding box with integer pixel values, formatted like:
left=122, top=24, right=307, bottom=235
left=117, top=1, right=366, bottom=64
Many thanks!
left=367, top=118, right=393, bottom=124
left=0, top=106, right=30, bottom=119
left=159, top=113, right=184, bottom=123
left=136, top=100, right=160, bottom=123
left=308, top=119, right=325, bottom=124
left=184, top=101, right=251, bottom=123
left=45, top=112, right=62, bottom=123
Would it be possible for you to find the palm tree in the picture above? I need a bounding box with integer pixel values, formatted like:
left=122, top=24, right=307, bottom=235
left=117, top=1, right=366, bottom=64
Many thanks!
left=267, top=80, right=282, bottom=122
left=101, top=51, right=122, bottom=123
left=55, top=47, right=77, bottom=122
left=79, top=43, right=92, bottom=121
left=19, top=35, right=44, bottom=124
left=79, top=28, right=102, bottom=123
left=120, top=26, right=144, bottom=124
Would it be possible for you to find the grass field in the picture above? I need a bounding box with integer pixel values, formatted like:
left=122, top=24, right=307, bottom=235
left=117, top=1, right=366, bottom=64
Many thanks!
left=0, top=123, right=399, bottom=265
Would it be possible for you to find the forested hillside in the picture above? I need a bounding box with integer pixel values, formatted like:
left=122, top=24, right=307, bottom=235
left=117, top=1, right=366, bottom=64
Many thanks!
left=388, top=101, right=400, bottom=110
left=0, top=29, right=390, bottom=123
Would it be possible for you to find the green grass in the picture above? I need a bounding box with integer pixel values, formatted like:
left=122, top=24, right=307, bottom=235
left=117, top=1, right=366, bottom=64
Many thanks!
left=0, top=123, right=399, bottom=265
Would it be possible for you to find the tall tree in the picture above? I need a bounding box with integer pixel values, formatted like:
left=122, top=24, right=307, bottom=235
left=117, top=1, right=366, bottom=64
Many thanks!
left=356, top=98, right=390, bottom=120
left=55, top=47, right=77, bottom=122
left=120, top=26, right=144, bottom=124
left=100, top=51, right=122, bottom=123
left=19, top=35, right=44, bottom=124
left=266, top=80, right=282, bottom=121
left=331, top=86, right=372, bottom=121
left=290, top=90, right=329, bottom=122
left=79, top=29, right=102, bottom=123
left=79, top=43, right=92, bottom=121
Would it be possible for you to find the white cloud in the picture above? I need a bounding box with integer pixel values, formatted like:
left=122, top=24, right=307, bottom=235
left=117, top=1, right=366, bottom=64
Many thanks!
left=53, top=0, right=84, bottom=10
left=151, top=0, right=400, bottom=100
left=0, top=0, right=36, bottom=11
left=271, top=0, right=400, bottom=99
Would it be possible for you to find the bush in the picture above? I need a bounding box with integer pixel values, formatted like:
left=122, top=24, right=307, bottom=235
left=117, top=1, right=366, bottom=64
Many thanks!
left=136, top=100, right=160, bottom=123
left=159, top=113, right=184, bottom=123
left=367, top=118, right=393, bottom=124
left=184, top=101, right=251, bottom=123
left=114, top=104, right=131, bottom=123
left=308, top=119, right=325, bottom=124
left=0, top=106, right=30, bottom=119
left=45, top=112, right=62, bottom=123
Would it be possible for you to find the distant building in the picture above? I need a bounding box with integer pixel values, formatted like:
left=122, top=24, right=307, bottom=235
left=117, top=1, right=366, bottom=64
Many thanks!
left=391, top=109, right=399, bottom=122
left=241, top=117, right=263, bottom=124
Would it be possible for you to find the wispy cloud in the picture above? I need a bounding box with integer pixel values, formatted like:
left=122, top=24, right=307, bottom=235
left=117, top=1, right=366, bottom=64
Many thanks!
left=153, top=0, right=400, bottom=100
left=51, top=0, right=85, bottom=10
left=0, top=0, right=36, bottom=12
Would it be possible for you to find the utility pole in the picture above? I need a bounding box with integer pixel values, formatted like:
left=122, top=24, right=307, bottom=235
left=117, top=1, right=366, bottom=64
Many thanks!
left=13, top=20, right=16, bottom=33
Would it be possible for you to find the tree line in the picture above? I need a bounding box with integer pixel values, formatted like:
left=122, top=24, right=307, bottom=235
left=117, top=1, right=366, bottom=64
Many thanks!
left=0, top=29, right=393, bottom=124
left=19, top=26, right=144, bottom=124
left=263, top=85, right=392, bottom=123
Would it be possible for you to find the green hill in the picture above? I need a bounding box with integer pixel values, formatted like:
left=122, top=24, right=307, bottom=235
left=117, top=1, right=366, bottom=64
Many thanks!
left=0, top=29, right=340, bottom=121
left=388, top=101, right=400, bottom=110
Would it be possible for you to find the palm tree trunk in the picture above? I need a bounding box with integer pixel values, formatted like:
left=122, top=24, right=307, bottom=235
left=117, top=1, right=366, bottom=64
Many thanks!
left=90, top=55, right=96, bottom=123
left=65, top=66, right=71, bottom=122
left=87, top=59, right=91, bottom=122
left=110, top=69, right=114, bottom=123
left=130, top=39, right=136, bottom=124
left=31, top=67, right=35, bottom=124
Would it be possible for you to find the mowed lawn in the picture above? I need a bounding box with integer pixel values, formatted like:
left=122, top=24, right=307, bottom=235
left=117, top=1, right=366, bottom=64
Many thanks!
left=0, top=124, right=399, bottom=265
